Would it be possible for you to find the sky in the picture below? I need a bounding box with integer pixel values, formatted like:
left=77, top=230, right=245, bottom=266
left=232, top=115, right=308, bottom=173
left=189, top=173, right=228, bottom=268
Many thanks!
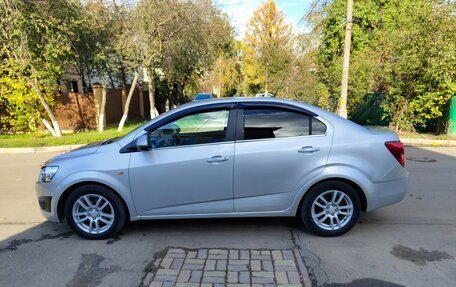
left=215, top=0, right=314, bottom=38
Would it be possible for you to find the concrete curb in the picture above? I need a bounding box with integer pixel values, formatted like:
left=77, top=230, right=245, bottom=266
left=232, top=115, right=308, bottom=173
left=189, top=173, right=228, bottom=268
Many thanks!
left=0, top=144, right=84, bottom=154
left=293, top=248, right=313, bottom=287
left=400, top=137, right=456, bottom=147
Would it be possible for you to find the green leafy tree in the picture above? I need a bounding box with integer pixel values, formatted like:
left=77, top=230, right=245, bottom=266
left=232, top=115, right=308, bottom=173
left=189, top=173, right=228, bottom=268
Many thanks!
left=375, top=0, right=456, bottom=131
left=0, top=0, right=83, bottom=136
left=208, top=52, right=243, bottom=97
left=316, top=0, right=455, bottom=132
left=316, top=0, right=381, bottom=112
left=0, top=66, right=40, bottom=132
left=114, top=0, right=234, bottom=129
left=159, top=0, right=235, bottom=107
left=203, top=34, right=242, bottom=98
left=73, top=0, right=127, bottom=132
left=133, top=0, right=197, bottom=117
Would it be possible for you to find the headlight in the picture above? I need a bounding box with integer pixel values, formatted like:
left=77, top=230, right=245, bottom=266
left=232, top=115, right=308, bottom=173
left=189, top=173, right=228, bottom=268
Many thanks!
left=39, top=166, right=59, bottom=182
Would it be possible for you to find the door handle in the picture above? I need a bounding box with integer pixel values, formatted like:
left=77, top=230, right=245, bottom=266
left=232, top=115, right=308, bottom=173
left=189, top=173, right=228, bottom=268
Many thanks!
left=207, top=156, right=229, bottom=163
left=298, top=146, right=320, bottom=153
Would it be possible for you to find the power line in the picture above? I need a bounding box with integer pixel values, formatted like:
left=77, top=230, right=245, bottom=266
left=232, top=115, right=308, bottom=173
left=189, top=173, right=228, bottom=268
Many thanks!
left=292, top=0, right=321, bottom=35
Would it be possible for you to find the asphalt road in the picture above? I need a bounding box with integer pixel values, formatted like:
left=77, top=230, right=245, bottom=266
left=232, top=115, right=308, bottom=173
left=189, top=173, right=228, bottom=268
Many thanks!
left=0, top=147, right=455, bottom=287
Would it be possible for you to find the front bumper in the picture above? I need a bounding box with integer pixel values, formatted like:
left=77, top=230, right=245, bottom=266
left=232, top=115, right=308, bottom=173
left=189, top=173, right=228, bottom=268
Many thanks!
left=35, top=181, right=60, bottom=222
left=366, top=176, right=409, bottom=212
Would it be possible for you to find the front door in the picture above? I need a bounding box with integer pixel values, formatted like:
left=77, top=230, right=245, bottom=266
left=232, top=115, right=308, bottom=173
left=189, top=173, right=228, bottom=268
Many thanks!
left=129, top=108, right=235, bottom=216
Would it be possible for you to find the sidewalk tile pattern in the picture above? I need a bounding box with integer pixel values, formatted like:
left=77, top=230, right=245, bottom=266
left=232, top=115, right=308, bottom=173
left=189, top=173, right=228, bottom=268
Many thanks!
left=147, top=248, right=306, bottom=287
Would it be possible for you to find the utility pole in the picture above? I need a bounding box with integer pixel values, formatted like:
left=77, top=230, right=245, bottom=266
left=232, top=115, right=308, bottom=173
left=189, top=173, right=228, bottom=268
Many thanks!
left=337, top=0, right=353, bottom=119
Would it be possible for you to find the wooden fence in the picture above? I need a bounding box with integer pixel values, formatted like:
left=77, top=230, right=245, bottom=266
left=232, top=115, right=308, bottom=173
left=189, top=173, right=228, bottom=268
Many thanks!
left=54, top=85, right=150, bottom=131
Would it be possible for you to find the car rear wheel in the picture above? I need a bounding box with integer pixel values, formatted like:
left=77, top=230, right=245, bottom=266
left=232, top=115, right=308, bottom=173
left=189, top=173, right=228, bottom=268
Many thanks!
left=64, top=185, right=126, bottom=240
left=300, top=181, right=361, bottom=236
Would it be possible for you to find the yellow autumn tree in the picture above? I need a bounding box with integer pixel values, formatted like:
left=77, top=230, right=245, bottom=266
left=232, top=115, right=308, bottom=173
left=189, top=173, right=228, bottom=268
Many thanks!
left=243, top=0, right=295, bottom=96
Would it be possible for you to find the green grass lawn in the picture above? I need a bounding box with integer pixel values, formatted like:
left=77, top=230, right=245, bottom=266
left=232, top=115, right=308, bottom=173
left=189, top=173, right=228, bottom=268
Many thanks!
left=0, top=121, right=146, bottom=148
left=365, top=126, right=453, bottom=140
left=397, top=131, right=453, bottom=140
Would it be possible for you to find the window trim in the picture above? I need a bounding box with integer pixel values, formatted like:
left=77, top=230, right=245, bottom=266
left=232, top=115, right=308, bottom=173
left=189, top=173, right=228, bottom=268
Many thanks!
left=144, top=102, right=236, bottom=132
left=236, top=133, right=328, bottom=144
left=237, top=101, right=317, bottom=116
left=235, top=106, right=327, bottom=141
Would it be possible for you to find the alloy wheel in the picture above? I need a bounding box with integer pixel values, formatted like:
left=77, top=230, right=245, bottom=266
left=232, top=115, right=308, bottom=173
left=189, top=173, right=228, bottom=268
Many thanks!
left=72, top=194, right=115, bottom=234
left=311, top=190, right=354, bottom=231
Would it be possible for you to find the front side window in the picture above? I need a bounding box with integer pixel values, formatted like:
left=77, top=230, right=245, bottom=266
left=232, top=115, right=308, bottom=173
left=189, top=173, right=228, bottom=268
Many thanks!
left=243, top=108, right=326, bottom=140
left=149, top=110, right=229, bottom=148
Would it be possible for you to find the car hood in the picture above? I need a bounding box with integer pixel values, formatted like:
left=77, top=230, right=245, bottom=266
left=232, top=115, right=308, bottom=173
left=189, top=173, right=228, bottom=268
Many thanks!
left=44, top=141, right=103, bottom=165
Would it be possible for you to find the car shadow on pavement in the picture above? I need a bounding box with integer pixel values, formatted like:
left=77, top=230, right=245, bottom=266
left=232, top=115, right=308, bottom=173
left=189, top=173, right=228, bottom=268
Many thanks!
left=0, top=217, right=304, bottom=252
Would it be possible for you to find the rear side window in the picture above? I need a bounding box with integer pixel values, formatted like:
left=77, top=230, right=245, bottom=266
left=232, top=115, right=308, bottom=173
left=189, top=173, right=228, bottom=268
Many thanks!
left=243, top=109, right=326, bottom=140
left=312, top=118, right=327, bottom=135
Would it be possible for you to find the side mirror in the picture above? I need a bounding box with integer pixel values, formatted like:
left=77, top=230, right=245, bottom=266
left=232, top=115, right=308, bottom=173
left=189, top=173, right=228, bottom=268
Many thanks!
left=136, top=134, right=150, bottom=151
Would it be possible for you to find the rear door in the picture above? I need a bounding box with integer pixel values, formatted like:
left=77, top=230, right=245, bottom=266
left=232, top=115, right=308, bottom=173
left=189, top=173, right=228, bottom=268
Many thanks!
left=233, top=104, right=332, bottom=212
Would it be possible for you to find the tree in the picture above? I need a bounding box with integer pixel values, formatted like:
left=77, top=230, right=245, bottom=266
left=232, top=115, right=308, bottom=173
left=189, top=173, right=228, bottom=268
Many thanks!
left=375, top=0, right=456, bottom=131
left=134, top=0, right=187, bottom=119
left=207, top=49, right=243, bottom=98
left=243, top=0, right=295, bottom=97
left=316, top=0, right=375, bottom=112
left=115, top=0, right=203, bottom=130
left=0, top=0, right=238, bottom=134
left=0, top=65, right=41, bottom=132
left=0, top=0, right=82, bottom=136
left=74, top=0, right=127, bottom=132
left=110, top=1, right=143, bottom=132
left=157, top=0, right=235, bottom=107
left=315, top=0, right=455, bottom=132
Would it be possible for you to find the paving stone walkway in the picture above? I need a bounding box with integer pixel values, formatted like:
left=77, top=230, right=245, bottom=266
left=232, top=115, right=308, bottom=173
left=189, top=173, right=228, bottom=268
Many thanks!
left=145, top=248, right=310, bottom=287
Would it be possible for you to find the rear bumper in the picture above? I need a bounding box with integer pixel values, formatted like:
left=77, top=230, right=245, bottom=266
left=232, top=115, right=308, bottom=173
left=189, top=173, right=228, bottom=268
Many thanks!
left=366, top=176, right=409, bottom=212
left=35, top=182, right=60, bottom=222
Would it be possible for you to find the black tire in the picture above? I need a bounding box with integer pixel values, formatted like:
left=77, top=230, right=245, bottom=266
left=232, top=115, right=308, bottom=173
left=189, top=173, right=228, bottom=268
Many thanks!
left=64, top=185, right=126, bottom=240
left=300, top=181, right=361, bottom=237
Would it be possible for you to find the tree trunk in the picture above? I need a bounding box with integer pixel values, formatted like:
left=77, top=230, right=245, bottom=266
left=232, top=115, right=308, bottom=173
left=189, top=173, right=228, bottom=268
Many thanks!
left=118, top=70, right=140, bottom=132
left=98, top=81, right=107, bottom=133
left=147, top=68, right=158, bottom=119
left=168, top=83, right=174, bottom=111
left=27, top=76, right=62, bottom=137
left=41, top=118, right=56, bottom=137
left=391, top=99, right=408, bottom=132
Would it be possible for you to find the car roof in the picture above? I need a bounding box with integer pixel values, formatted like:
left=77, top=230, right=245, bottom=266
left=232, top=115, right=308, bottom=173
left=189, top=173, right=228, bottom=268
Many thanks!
left=180, top=97, right=311, bottom=111
left=184, top=96, right=289, bottom=105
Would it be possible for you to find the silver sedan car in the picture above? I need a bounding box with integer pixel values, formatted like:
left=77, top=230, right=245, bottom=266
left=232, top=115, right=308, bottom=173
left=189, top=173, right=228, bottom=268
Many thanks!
left=36, top=98, right=408, bottom=239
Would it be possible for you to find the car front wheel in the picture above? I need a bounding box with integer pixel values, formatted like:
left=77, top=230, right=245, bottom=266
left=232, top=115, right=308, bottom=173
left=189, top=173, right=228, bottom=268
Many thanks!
left=64, top=185, right=126, bottom=240
left=300, top=181, right=361, bottom=236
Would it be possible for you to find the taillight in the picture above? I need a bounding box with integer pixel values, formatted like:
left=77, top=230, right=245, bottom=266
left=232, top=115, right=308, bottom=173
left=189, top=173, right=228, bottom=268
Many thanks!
left=385, top=141, right=405, bottom=167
